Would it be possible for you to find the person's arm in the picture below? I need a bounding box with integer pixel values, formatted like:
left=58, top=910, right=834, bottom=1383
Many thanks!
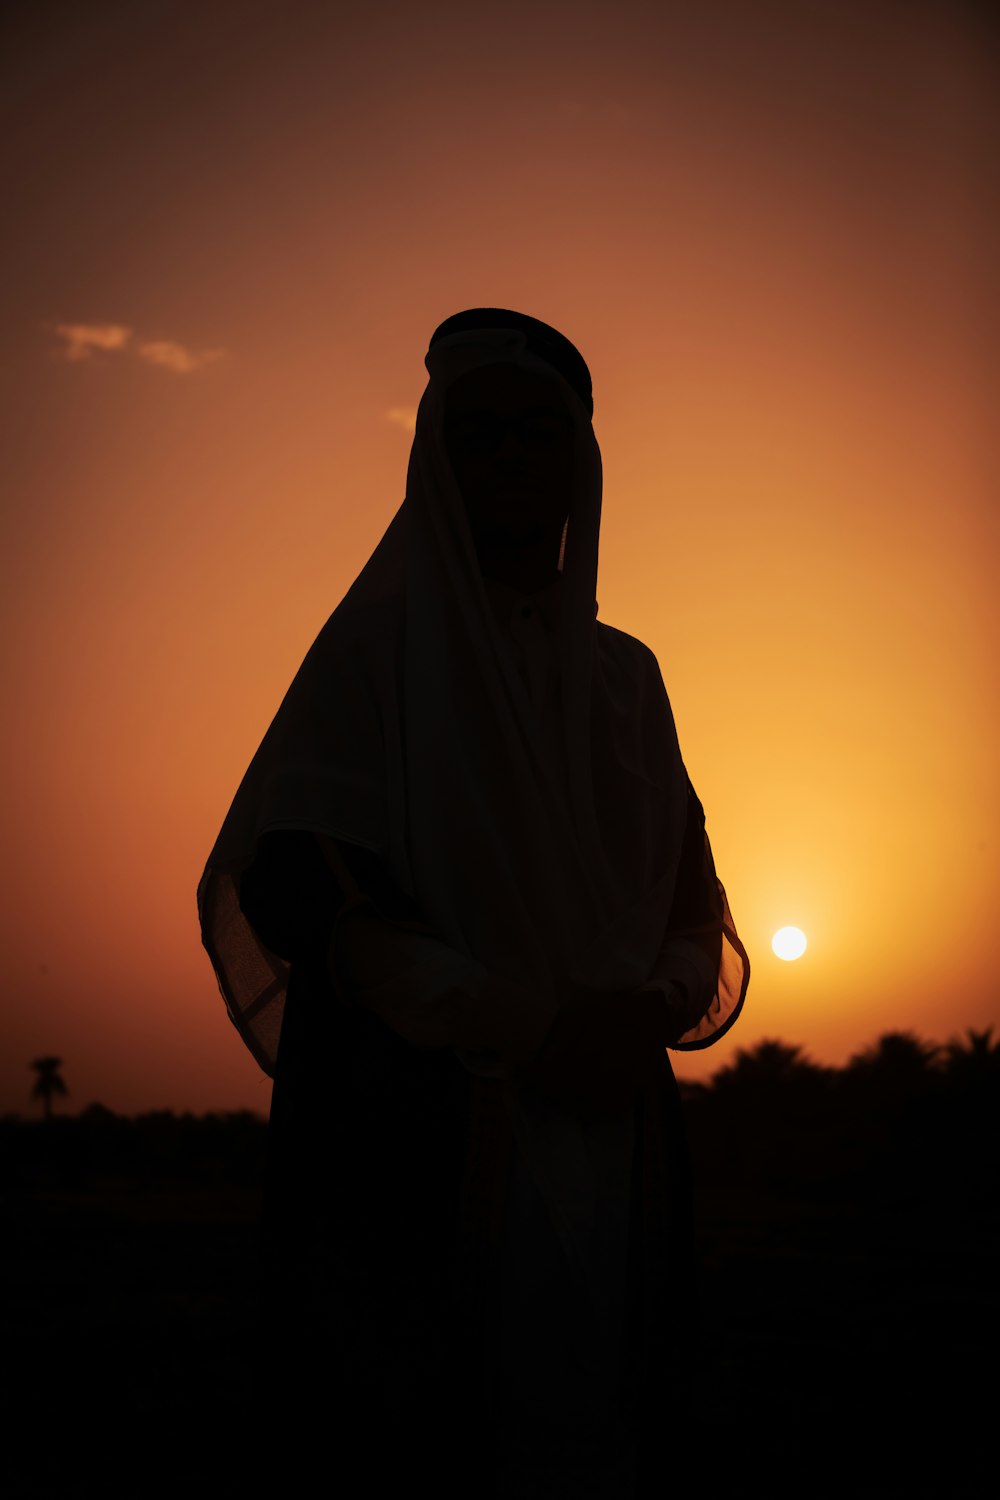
left=328, top=899, right=555, bottom=1069
left=634, top=775, right=725, bottom=1043
left=523, top=772, right=727, bottom=1111
left=237, top=828, right=352, bottom=966
left=238, top=829, right=555, bottom=1070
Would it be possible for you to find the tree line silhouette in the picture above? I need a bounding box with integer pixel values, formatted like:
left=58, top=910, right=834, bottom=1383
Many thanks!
left=9, top=1026, right=998, bottom=1203
left=679, top=1026, right=999, bottom=1215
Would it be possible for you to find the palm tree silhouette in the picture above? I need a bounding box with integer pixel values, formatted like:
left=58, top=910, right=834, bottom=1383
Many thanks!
left=712, top=1038, right=829, bottom=1090
left=846, top=1030, right=941, bottom=1088
left=842, top=1030, right=947, bottom=1129
left=30, top=1056, right=68, bottom=1120
left=849, top=1029, right=941, bottom=1069
left=943, top=1026, right=1000, bottom=1083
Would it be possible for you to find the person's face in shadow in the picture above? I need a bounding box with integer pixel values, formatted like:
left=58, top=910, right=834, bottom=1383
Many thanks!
left=442, top=361, right=575, bottom=587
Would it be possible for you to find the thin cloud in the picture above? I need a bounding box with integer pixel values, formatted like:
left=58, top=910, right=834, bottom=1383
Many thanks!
left=49, top=322, right=225, bottom=373
left=384, top=406, right=417, bottom=436
left=137, top=340, right=225, bottom=374
left=54, top=323, right=132, bottom=361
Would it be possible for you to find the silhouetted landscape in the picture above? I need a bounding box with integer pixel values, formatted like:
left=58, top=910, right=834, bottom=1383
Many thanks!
left=3, top=1028, right=996, bottom=1497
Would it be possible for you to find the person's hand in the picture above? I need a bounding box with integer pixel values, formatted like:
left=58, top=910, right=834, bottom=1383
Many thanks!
left=518, top=984, right=669, bottom=1124
left=659, top=976, right=709, bottom=1045
left=329, top=901, right=431, bottom=992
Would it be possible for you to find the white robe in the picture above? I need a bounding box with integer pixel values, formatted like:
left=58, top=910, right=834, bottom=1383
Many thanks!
left=333, top=569, right=717, bottom=1498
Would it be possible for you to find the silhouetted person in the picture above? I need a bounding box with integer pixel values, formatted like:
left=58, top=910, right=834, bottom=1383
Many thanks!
left=198, top=308, right=749, bottom=1497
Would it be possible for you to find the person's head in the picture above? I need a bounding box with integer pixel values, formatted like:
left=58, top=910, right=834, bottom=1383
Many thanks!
left=426, top=307, right=594, bottom=589
left=442, top=359, right=575, bottom=553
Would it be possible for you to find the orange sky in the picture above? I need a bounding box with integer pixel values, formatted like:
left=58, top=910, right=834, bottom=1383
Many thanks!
left=1, top=0, right=995, bottom=1116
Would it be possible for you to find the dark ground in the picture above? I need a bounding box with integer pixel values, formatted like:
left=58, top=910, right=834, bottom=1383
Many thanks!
left=2, top=1050, right=996, bottom=1498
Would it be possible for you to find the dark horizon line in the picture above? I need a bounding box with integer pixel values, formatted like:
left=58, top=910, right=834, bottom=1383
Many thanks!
left=8, top=1021, right=998, bottom=1122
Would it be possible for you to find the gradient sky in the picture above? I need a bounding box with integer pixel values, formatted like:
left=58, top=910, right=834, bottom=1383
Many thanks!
left=2, top=0, right=995, bottom=1116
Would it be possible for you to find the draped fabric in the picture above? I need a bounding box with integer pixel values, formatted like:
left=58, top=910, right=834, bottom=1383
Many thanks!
left=196, top=320, right=749, bottom=1075
left=197, top=309, right=750, bottom=1496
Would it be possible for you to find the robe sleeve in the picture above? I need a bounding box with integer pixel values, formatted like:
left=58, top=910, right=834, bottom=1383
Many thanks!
left=637, top=773, right=750, bottom=1050
left=237, top=830, right=551, bottom=1075
left=236, top=828, right=363, bottom=967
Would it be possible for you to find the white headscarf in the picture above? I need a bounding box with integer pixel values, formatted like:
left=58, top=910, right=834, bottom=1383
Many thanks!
left=197, top=321, right=697, bottom=1077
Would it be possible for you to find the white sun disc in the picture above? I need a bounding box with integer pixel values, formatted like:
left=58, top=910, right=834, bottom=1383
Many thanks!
left=772, top=926, right=807, bottom=961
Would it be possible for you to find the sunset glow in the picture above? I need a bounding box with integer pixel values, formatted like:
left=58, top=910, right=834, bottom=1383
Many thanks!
left=1, top=0, right=995, bottom=1114
left=772, top=928, right=808, bottom=962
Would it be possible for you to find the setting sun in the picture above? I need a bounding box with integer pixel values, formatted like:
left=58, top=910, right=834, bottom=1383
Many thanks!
left=772, top=927, right=808, bottom=962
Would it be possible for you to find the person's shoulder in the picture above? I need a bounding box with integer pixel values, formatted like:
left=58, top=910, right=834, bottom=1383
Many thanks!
left=596, top=620, right=679, bottom=747
left=309, top=591, right=404, bottom=663
left=343, top=592, right=405, bottom=647
left=596, top=619, right=663, bottom=684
